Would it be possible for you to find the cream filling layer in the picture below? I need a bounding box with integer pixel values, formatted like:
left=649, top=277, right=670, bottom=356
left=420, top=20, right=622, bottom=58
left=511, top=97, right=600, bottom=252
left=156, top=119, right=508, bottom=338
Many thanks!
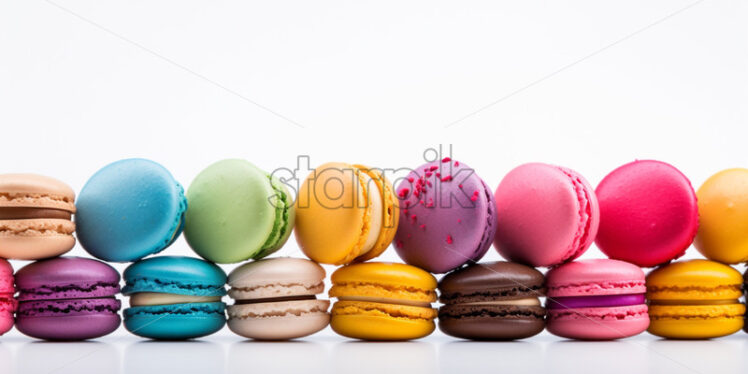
left=357, top=170, right=383, bottom=257
left=130, top=292, right=222, bottom=307
left=650, top=299, right=739, bottom=306
left=338, top=295, right=431, bottom=308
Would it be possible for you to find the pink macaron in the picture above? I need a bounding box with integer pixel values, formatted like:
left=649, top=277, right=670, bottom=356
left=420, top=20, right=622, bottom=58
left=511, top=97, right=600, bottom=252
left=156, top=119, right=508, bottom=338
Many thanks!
left=545, top=259, right=649, bottom=340
left=0, top=259, right=15, bottom=335
left=493, top=163, right=599, bottom=267
left=595, top=160, right=698, bottom=267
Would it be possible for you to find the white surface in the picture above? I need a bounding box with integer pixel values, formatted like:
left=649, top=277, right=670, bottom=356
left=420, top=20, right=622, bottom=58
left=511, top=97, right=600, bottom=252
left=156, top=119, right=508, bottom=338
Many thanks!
left=1, top=0, right=748, bottom=373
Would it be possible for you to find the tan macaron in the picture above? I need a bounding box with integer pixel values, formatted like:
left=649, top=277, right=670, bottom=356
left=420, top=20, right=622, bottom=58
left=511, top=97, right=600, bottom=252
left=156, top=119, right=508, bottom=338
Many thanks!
left=0, top=174, right=76, bottom=259
left=227, top=257, right=330, bottom=340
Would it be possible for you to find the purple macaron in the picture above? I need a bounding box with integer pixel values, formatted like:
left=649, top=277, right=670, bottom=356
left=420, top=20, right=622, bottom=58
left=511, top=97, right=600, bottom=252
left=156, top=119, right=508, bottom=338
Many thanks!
left=394, top=158, right=497, bottom=273
left=15, top=256, right=122, bottom=341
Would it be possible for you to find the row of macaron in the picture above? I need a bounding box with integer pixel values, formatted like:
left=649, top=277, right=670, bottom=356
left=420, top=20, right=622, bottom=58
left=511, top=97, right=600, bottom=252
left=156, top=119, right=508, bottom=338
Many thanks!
left=1, top=157, right=748, bottom=343
left=2, top=157, right=746, bottom=270
left=0, top=255, right=745, bottom=341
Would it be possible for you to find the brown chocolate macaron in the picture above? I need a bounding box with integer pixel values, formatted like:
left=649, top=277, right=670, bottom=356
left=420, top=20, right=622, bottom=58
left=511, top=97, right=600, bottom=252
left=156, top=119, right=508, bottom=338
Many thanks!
left=438, top=261, right=545, bottom=340
left=0, top=174, right=76, bottom=260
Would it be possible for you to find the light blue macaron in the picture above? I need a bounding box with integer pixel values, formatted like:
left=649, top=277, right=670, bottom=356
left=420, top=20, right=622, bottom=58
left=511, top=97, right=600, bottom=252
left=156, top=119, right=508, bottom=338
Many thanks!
left=76, top=158, right=187, bottom=262
left=122, top=256, right=227, bottom=340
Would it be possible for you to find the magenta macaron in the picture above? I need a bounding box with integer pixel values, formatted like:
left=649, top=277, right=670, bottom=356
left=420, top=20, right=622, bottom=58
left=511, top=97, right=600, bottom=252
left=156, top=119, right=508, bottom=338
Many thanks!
left=493, top=163, right=599, bottom=267
left=545, top=259, right=649, bottom=340
left=15, top=257, right=122, bottom=340
left=394, top=158, right=497, bottom=273
left=595, top=160, right=698, bottom=267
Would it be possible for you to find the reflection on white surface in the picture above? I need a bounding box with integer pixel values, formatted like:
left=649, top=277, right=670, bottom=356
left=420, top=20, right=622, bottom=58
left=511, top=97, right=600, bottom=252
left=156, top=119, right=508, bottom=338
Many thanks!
left=0, top=330, right=747, bottom=374
left=16, top=341, right=118, bottom=374
left=228, top=340, right=327, bottom=373
left=124, top=340, right=224, bottom=374
left=646, top=338, right=747, bottom=374
left=332, top=341, right=437, bottom=374
left=546, top=340, right=648, bottom=374
left=441, top=340, right=544, bottom=373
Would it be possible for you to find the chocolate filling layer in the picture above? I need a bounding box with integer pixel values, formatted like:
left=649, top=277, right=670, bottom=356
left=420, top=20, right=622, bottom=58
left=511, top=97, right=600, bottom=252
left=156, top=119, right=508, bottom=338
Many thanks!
left=0, top=207, right=72, bottom=220
left=234, top=295, right=316, bottom=305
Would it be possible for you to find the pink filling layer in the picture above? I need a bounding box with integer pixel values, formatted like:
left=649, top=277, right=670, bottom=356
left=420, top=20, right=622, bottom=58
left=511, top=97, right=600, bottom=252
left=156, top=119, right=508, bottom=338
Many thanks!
left=547, top=294, right=645, bottom=309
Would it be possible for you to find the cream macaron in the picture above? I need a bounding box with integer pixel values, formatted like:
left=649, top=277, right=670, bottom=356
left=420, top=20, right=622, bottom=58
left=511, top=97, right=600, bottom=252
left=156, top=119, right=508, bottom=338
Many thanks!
left=227, top=257, right=330, bottom=340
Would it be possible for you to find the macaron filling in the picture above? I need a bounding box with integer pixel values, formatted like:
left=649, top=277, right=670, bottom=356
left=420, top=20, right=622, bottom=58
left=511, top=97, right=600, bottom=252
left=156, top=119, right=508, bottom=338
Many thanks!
left=649, top=299, right=740, bottom=306
left=130, top=292, right=222, bottom=306
left=357, top=170, right=384, bottom=257
left=556, top=166, right=595, bottom=263
left=0, top=207, right=72, bottom=220
left=547, top=294, right=645, bottom=309
left=257, top=175, right=293, bottom=257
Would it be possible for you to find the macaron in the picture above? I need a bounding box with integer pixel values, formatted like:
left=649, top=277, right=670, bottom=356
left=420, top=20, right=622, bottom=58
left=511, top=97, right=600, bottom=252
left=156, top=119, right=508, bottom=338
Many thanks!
left=744, top=270, right=748, bottom=334
left=595, top=160, right=698, bottom=267
left=295, top=162, right=398, bottom=265
left=493, top=163, right=599, bottom=267
left=227, top=257, right=329, bottom=340
left=438, top=261, right=545, bottom=340
left=0, top=174, right=76, bottom=260
left=122, top=256, right=227, bottom=340
left=185, top=159, right=295, bottom=263
left=393, top=159, right=496, bottom=273
left=545, top=259, right=649, bottom=340
left=329, top=262, right=437, bottom=340
left=15, top=257, right=121, bottom=340
left=76, top=159, right=187, bottom=262
left=647, top=259, right=745, bottom=339
left=694, top=168, right=748, bottom=264
left=0, top=260, right=16, bottom=335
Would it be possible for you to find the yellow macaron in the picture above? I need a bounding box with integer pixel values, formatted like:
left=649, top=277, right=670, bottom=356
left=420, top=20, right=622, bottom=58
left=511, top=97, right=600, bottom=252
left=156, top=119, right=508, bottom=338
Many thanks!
left=295, top=162, right=398, bottom=265
left=329, top=262, right=437, bottom=340
left=695, top=168, right=748, bottom=264
left=647, top=259, right=745, bottom=339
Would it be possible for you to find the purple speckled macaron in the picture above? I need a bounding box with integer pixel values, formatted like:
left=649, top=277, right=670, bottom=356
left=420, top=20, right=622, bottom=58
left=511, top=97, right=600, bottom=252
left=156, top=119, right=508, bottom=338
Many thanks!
left=394, top=158, right=497, bottom=273
left=15, top=256, right=122, bottom=341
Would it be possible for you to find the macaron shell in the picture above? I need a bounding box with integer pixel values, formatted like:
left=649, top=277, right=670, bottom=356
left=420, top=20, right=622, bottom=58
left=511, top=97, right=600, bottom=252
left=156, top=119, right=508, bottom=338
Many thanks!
left=122, top=256, right=227, bottom=297
left=124, top=302, right=226, bottom=340
left=330, top=262, right=437, bottom=303
left=0, top=219, right=76, bottom=259
left=493, top=163, right=599, bottom=267
left=252, top=176, right=296, bottom=259
left=394, top=160, right=496, bottom=273
left=185, top=159, right=279, bottom=263
left=295, top=162, right=371, bottom=265
left=0, top=174, right=76, bottom=211
left=546, top=259, right=646, bottom=297
left=438, top=304, right=545, bottom=340
left=227, top=299, right=330, bottom=340
left=76, top=158, right=186, bottom=262
left=547, top=304, right=649, bottom=340
left=331, top=300, right=436, bottom=340
left=438, top=261, right=545, bottom=302
left=16, top=256, right=120, bottom=300
left=228, top=257, right=325, bottom=300
left=595, top=160, right=698, bottom=267
left=228, top=312, right=330, bottom=341
left=648, top=304, right=745, bottom=339
left=15, top=313, right=121, bottom=341
left=0, top=259, right=13, bottom=293
left=354, top=165, right=399, bottom=262
left=694, top=168, right=748, bottom=264
left=646, top=259, right=743, bottom=301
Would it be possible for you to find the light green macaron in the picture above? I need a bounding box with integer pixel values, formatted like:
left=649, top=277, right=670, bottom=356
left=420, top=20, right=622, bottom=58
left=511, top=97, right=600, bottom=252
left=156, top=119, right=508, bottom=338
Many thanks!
left=184, top=159, right=295, bottom=263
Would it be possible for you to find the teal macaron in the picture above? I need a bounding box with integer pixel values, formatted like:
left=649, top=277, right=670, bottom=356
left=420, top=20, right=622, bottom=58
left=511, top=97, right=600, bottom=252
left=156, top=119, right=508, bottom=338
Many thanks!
left=76, top=158, right=187, bottom=262
left=122, top=256, right=227, bottom=340
left=184, top=159, right=295, bottom=263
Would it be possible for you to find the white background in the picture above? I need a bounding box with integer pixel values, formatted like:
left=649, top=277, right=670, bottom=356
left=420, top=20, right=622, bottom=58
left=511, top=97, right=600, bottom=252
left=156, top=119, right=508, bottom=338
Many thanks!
left=1, top=0, right=748, bottom=373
